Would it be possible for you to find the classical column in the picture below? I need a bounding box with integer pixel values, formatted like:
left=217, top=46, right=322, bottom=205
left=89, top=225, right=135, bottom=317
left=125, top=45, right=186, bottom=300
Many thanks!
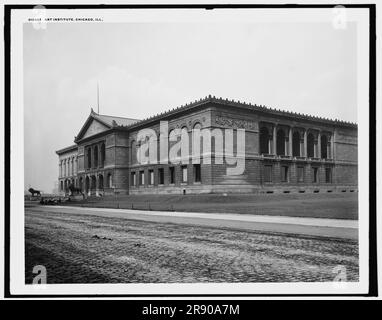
left=268, top=135, right=272, bottom=155
left=288, top=128, right=293, bottom=156
left=299, top=136, right=304, bottom=157
left=317, top=131, right=321, bottom=158
left=327, top=141, right=331, bottom=159
left=284, top=134, right=288, bottom=156
left=303, top=130, right=307, bottom=157
left=272, top=125, right=277, bottom=155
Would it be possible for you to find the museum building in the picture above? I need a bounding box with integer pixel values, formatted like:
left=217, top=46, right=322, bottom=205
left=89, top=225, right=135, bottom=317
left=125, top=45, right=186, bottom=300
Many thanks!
left=56, top=95, right=358, bottom=195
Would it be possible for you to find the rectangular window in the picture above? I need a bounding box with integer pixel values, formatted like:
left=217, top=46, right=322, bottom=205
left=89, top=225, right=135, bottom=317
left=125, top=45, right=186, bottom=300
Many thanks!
left=194, top=164, right=201, bottom=183
left=297, top=166, right=304, bottom=182
left=182, top=165, right=188, bottom=183
left=313, top=167, right=318, bottom=183
left=281, top=166, right=288, bottom=182
left=139, top=171, right=145, bottom=185
left=325, top=168, right=332, bottom=183
left=169, top=167, right=175, bottom=184
left=264, top=165, right=272, bottom=182
left=131, top=172, right=136, bottom=186
left=158, top=168, right=164, bottom=185
left=149, top=169, right=154, bottom=185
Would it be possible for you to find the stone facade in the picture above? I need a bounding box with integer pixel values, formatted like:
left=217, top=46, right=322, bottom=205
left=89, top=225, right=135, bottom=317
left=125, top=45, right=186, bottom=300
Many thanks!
left=56, top=96, right=358, bottom=195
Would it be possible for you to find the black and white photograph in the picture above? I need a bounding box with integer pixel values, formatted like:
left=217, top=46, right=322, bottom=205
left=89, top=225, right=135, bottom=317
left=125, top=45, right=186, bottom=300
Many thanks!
left=2, top=2, right=379, bottom=302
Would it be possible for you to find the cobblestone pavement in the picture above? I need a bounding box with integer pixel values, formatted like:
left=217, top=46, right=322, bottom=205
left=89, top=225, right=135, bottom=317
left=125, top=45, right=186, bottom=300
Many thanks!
left=25, top=208, right=359, bottom=284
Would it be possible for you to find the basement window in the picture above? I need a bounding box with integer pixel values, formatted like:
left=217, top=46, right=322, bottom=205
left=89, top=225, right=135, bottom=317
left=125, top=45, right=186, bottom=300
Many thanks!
left=264, top=165, right=272, bottom=183
left=194, top=164, right=201, bottom=183
left=149, top=169, right=154, bottom=185
left=158, top=168, right=164, bottom=185
left=131, top=172, right=136, bottom=186
left=139, top=171, right=145, bottom=186
left=325, top=168, right=332, bottom=183
left=297, top=166, right=304, bottom=182
left=169, top=167, right=175, bottom=184
left=281, top=166, right=288, bottom=182
left=313, top=167, right=318, bottom=183
left=182, top=165, right=188, bottom=183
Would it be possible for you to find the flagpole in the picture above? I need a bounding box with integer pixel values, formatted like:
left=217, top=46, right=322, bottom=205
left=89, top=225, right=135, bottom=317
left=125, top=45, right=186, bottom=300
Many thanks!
left=97, top=82, right=100, bottom=114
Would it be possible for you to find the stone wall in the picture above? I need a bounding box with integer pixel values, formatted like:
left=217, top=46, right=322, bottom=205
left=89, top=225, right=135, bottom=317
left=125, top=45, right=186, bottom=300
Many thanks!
left=58, top=101, right=358, bottom=195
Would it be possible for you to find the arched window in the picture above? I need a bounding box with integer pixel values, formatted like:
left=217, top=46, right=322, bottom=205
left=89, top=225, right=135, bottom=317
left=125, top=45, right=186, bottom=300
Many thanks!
left=260, top=127, right=270, bottom=154
left=79, top=177, right=83, bottom=191
left=321, top=135, right=328, bottom=159
left=60, top=181, right=63, bottom=191
left=94, top=145, right=98, bottom=167
left=98, top=175, right=104, bottom=190
left=168, top=129, right=177, bottom=154
left=87, top=148, right=92, bottom=169
left=276, top=129, right=285, bottom=156
left=65, top=159, right=68, bottom=177
left=100, top=143, right=105, bottom=167
left=307, top=133, right=315, bottom=158
left=181, top=127, right=189, bottom=160
left=191, top=123, right=202, bottom=156
left=91, top=175, right=97, bottom=190
left=85, top=176, right=90, bottom=192
left=292, top=131, right=300, bottom=157
left=193, top=123, right=202, bottom=130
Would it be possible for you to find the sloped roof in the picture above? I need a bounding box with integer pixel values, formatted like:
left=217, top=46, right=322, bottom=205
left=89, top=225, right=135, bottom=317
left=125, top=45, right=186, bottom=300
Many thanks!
left=56, top=144, right=78, bottom=155
left=115, top=95, right=357, bottom=130
left=74, top=109, right=140, bottom=142
left=93, top=113, right=139, bottom=127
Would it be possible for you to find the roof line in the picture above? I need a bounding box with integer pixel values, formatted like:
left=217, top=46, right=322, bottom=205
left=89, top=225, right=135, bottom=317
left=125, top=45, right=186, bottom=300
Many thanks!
left=56, top=144, right=77, bottom=155
left=115, top=95, right=357, bottom=130
left=95, top=113, right=140, bottom=122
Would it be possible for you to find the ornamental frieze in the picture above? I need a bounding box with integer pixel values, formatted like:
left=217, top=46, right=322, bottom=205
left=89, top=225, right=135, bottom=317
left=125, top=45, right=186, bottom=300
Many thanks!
left=215, top=116, right=257, bottom=131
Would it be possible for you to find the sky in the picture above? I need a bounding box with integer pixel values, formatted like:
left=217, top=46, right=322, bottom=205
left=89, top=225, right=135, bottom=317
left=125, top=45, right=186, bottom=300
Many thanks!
left=24, top=19, right=357, bottom=193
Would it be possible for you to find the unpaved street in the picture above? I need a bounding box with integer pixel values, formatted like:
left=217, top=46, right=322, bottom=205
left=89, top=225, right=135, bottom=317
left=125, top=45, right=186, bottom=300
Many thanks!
left=25, top=206, right=359, bottom=284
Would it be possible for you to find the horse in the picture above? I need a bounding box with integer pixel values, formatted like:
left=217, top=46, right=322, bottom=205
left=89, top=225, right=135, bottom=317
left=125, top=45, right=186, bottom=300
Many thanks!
left=68, top=184, right=84, bottom=197
left=28, top=188, right=41, bottom=197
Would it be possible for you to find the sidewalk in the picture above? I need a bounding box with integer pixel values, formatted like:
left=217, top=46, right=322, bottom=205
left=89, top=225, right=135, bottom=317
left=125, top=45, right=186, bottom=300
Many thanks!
left=37, top=205, right=359, bottom=240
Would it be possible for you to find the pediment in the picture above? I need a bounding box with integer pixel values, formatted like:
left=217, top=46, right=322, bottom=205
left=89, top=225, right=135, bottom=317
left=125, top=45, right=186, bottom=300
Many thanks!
left=82, top=118, right=109, bottom=139
left=76, top=116, right=110, bottom=141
